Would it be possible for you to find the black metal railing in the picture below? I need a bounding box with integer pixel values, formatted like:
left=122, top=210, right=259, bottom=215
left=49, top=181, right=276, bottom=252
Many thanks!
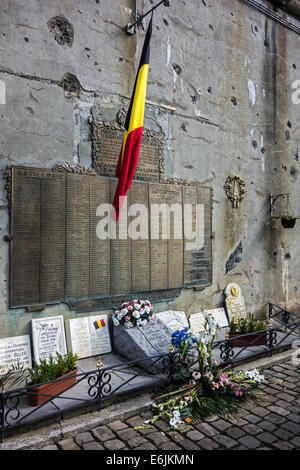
left=0, top=302, right=299, bottom=442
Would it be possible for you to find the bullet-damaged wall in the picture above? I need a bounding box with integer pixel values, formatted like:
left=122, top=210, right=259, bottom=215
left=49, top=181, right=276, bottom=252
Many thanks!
left=0, top=0, right=299, bottom=338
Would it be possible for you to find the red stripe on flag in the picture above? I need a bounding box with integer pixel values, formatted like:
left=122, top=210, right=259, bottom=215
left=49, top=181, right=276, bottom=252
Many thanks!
left=112, top=126, right=143, bottom=220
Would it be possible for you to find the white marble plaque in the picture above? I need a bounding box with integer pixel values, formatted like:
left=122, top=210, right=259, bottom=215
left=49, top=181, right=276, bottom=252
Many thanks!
left=31, top=316, right=67, bottom=364
left=156, top=311, right=189, bottom=332
left=67, top=314, right=111, bottom=359
left=224, top=283, right=247, bottom=321
left=189, top=312, right=205, bottom=333
left=204, top=308, right=229, bottom=328
left=0, top=335, right=32, bottom=375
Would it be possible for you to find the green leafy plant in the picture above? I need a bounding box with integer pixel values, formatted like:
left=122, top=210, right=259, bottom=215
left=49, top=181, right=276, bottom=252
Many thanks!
left=229, top=313, right=269, bottom=335
left=0, top=362, right=29, bottom=393
left=28, top=351, right=78, bottom=385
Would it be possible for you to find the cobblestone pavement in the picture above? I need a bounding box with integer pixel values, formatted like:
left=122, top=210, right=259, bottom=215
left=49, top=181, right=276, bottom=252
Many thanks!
left=40, top=360, right=300, bottom=451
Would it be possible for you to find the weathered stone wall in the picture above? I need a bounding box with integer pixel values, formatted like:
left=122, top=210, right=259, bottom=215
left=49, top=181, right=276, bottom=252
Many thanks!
left=0, top=0, right=299, bottom=338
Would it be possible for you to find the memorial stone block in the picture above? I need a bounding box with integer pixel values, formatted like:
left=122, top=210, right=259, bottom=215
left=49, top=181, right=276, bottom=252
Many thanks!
left=113, top=317, right=173, bottom=374
left=66, top=314, right=111, bottom=359
left=31, top=316, right=67, bottom=364
left=189, top=308, right=229, bottom=334
left=0, top=335, right=32, bottom=375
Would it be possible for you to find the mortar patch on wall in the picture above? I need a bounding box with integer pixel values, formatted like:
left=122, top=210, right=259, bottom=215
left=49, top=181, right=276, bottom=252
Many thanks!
left=225, top=241, right=243, bottom=274
left=47, top=16, right=74, bottom=47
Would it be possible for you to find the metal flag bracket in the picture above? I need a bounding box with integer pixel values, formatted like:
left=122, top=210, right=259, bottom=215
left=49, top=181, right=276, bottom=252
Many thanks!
left=126, top=0, right=170, bottom=35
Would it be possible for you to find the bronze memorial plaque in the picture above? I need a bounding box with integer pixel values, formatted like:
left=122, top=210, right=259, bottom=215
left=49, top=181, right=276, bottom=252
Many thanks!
left=8, top=166, right=212, bottom=310
left=92, top=121, right=162, bottom=182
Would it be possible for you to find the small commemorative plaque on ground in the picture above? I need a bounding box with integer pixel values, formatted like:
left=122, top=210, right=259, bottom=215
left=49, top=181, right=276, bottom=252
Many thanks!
left=0, top=335, right=32, bottom=375
left=31, top=315, right=67, bottom=364
left=113, top=317, right=173, bottom=374
left=66, top=314, right=111, bottom=359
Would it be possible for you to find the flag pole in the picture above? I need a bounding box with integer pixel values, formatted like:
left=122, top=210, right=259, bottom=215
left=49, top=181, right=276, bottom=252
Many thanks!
left=126, top=0, right=170, bottom=35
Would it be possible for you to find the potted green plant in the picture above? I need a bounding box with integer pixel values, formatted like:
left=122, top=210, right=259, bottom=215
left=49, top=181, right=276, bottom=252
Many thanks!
left=228, top=313, right=269, bottom=347
left=27, top=351, right=79, bottom=406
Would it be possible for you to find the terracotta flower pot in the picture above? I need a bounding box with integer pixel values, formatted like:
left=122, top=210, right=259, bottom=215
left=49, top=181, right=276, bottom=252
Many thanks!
left=281, top=218, right=296, bottom=228
left=229, top=332, right=267, bottom=348
left=27, top=368, right=78, bottom=407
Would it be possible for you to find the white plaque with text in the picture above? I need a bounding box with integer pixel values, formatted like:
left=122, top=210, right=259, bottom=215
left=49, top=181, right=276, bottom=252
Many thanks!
left=67, top=314, right=111, bottom=359
left=156, top=311, right=189, bottom=333
left=0, top=335, right=32, bottom=375
left=31, top=316, right=67, bottom=364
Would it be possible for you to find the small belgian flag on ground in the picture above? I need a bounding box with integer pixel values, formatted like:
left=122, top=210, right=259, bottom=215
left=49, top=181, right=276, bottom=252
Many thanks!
left=112, top=14, right=153, bottom=220
left=93, top=318, right=106, bottom=330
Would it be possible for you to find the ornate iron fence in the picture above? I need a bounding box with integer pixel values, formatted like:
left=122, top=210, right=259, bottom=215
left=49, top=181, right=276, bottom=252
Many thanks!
left=0, top=302, right=299, bottom=442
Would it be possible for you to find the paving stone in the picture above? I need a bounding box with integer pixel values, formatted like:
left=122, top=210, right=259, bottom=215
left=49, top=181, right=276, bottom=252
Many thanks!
left=128, top=436, right=148, bottom=449
left=251, top=406, right=270, bottom=418
left=273, top=428, right=294, bottom=440
left=266, top=414, right=287, bottom=425
left=225, top=426, right=245, bottom=439
left=126, top=415, right=145, bottom=428
left=159, top=442, right=182, bottom=450
left=82, top=441, right=105, bottom=450
left=74, top=432, right=94, bottom=446
left=213, top=435, right=237, bottom=449
left=212, top=419, right=231, bottom=431
left=180, top=439, right=200, bottom=450
left=195, top=422, right=218, bottom=437
left=259, top=420, right=277, bottom=432
left=117, top=428, right=140, bottom=441
left=205, top=415, right=218, bottom=422
left=238, top=436, right=261, bottom=449
left=226, top=415, right=248, bottom=426
left=288, top=413, right=300, bottom=424
left=256, top=447, right=272, bottom=450
left=155, top=420, right=170, bottom=432
left=198, top=437, right=219, bottom=450
left=108, top=420, right=129, bottom=432
left=58, top=438, right=80, bottom=450
left=92, top=426, right=115, bottom=442
left=168, top=430, right=185, bottom=442
left=273, top=441, right=295, bottom=450
left=280, top=421, right=300, bottom=435
left=267, top=405, right=290, bottom=416
left=256, top=432, right=277, bottom=444
left=41, top=445, right=58, bottom=450
left=243, top=414, right=261, bottom=424
left=148, top=431, right=170, bottom=446
left=186, top=430, right=204, bottom=441
left=135, top=443, right=157, bottom=450
left=140, top=410, right=155, bottom=420
left=291, top=436, right=300, bottom=447
left=104, top=439, right=126, bottom=450
left=242, top=423, right=263, bottom=435
left=138, top=426, right=157, bottom=436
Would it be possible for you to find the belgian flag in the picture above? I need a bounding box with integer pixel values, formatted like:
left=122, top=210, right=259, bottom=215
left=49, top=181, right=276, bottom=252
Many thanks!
left=112, top=15, right=153, bottom=221
left=93, top=318, right=106, bottom=330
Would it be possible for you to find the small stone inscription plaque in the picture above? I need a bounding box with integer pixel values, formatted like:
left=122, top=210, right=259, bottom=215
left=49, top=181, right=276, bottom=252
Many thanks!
left=189, top=308, right=229, bottom=334
left=31, top=316, right=67, bottom=364
left=0, top=335, right=32, bottom=375
left=156, top=311, right=188, bottom=332
left=224, top=283, right=247, bottom=321
left=66, top=314, right=111, bottom=359
left=113, top=317, right=173, bottom=374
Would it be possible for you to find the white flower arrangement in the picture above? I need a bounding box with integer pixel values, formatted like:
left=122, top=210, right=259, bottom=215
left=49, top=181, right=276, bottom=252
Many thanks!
left=112, top=299, right=154, bottom=328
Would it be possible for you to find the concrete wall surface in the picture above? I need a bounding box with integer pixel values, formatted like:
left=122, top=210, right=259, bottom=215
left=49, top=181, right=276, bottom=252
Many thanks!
left=0, top=0, right=299, bottom=338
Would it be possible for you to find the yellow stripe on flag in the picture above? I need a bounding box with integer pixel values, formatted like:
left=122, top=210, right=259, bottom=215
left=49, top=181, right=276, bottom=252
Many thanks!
left=128, top=63, right=149, bottom=133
